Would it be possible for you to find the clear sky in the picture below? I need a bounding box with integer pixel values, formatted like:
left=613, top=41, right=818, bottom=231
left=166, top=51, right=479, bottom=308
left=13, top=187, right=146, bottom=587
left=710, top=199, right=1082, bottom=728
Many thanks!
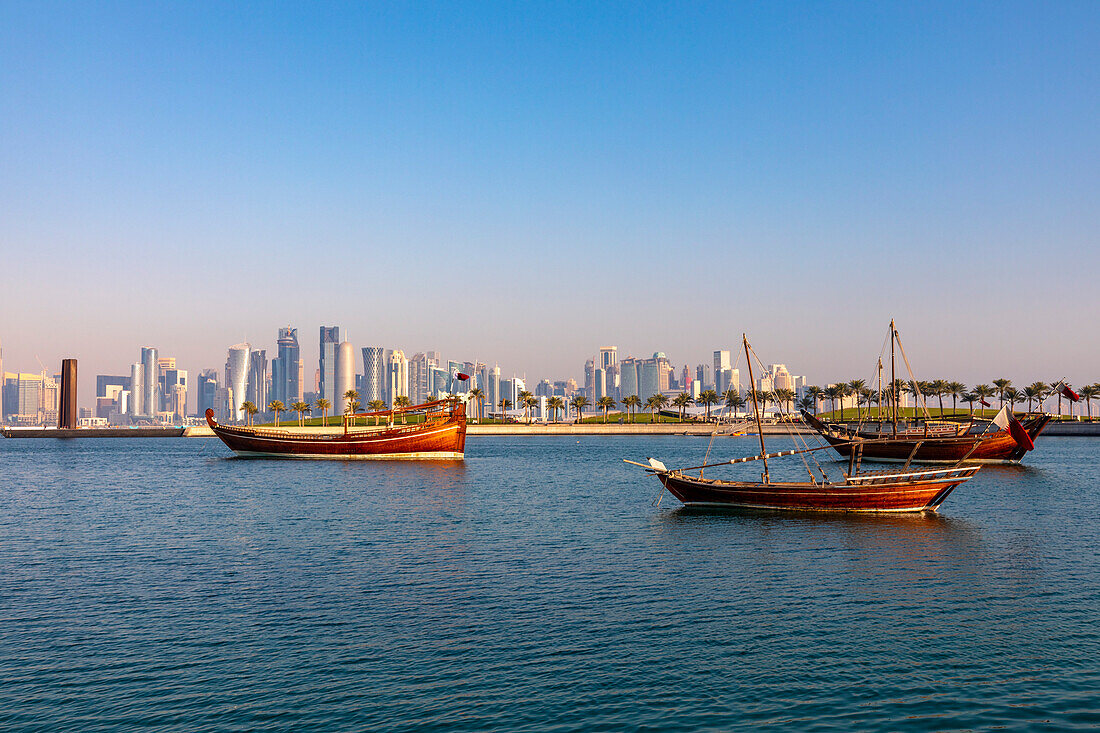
left=2, top=1, right=1098, bottom=404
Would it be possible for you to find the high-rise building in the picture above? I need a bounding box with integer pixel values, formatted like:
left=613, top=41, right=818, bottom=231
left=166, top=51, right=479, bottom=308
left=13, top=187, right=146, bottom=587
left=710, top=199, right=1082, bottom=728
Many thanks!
left=197, top=369, right=218, bottom=417
left=486, top=365, right=501, bottom=411
left=336, top=341, right=356, bottom=415
left=272, top=327, right=301, bottom=406
left=584, top=358, right=596, bottom=401
left=97, top=375, right=129, bottom=398
left=696, top=363, right=710, bottom=389
left=594, top=368, right=607, bottom=401
left=639, top=358, right=660, bottom=400
left=599, top=346, right=618, bottom=370
left=654, top=352, right=672, bottom=392
left=713, top=350, right=732, bottom=395
left=361, top=347, right=385, bottom=404
left=162, top=368, right=187, bottom=416
left=129, top=362, right=144, bottom=417
left=319, top=326, right=341, bottom=405
left=225, top=344, right=251, bottom=423
left=388, top=350, right=408, bottom=402
left=247, top=350, right=267, bottom=408
left=535, top=379, right=554, bottom=397
left=141, top=347, right=158, bottom=416
left=620, top=358, right=639, bottom=398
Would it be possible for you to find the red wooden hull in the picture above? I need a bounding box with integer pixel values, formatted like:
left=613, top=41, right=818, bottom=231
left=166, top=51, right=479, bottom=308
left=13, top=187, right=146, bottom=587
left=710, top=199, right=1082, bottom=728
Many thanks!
left=802, top=412, right=1051, bottom=464
left=205, top=407, right=466, bottom=459
left=659, top=466, right=977, bottom=512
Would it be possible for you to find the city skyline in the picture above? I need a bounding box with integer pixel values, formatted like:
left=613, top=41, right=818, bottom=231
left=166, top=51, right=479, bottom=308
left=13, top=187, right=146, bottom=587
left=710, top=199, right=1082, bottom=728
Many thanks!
left=3, top=3, right=1099, bottom=409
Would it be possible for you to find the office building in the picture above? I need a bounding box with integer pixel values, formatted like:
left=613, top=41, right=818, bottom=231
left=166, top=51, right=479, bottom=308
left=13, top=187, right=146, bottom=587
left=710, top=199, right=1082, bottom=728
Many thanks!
left=247, top=350, right=267, bottom=408
left=639, top=358, right=660, bottom=400
left=535, top=379, right=553, bottom=397
left=362, top=347, right=385, bottom=404
left=336, top=341, right=356, bottom=414
left=319, top=325, right=342, bottom=405
left=129, top=362, right=144, bottom=417
left=141, top=347, right=158, bottom=417
left=271, top=327, right=301, bottom=406
left=225, top=343, right=251, bottom=423
left=197, top=370, right=218, bottom=417
left=388, top=350, right=408, bottom=402
left=619, top=358, right=639, bottom=398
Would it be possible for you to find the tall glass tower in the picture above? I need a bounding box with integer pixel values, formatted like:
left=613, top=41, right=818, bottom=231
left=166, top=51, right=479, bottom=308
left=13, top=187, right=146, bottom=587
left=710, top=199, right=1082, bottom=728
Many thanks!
left=140, top=347, right=158, bottom=417
left=319, top=326, right=341, bottom=405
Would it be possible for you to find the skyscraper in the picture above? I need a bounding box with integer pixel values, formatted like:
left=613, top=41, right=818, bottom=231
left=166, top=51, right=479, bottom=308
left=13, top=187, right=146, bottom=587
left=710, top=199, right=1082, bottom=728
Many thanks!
left=141, top=347, right=158, bottom=416
left=487, top=365, right=501, bottom=413
left=639, top=359, right=660, bottom=400
left=388, top=350, right=408, bottom=401
left=129, top=362, right=144, bottom=417
left=319, top=326, right=341, bottom=405
left=336, top=341, right=356, bottom=415
left=620, top=358, right=639, bottom=398
left=713, top=350, right=732, bottom=395
left=272, top=326, right=301, bottom=406
left=197, top=369, right=218, bottom=417
left=247, top=350, right=267, bottom=408
left=362, top=347, right=385, bottom=404
left=225, top=343, right=251, bottom=423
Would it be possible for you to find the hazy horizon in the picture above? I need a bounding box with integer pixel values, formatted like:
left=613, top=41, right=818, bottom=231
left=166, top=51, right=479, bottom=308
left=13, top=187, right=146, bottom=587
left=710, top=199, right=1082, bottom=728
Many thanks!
left=3, top=3, right=1098, bottom=406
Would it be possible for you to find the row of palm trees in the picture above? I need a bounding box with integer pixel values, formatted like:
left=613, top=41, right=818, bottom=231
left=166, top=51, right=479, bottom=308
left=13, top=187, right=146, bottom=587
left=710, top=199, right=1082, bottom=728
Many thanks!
left=237, top=377, right=1100, bottom=427
left=802, top=379, right=1100, bottom=420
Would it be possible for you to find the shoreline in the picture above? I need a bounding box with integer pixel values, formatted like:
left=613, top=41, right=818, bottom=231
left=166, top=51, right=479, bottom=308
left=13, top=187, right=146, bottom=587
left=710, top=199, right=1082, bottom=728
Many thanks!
left=4, top=422, right=1100, bottom=438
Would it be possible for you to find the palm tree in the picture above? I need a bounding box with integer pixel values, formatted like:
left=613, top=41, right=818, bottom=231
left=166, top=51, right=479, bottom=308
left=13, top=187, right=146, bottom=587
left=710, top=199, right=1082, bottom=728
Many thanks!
left=596, top=395, right=617, bottom=423
left=499, top=397, right=513, bottom=422
left=961, top=392, right=978, bottom=417
left=518, top=390, right=534, bottom=424
left=393, top=395, right=411, bottom=424
left=848, top=380, right=866, bottom=420
left=973, top=384, right=995, bottom=416
left=343, top=389, right=359, bottom=419
left=653, top=393, right=670, bottom=422
left=546, top=396, right=565, bottom=422
left=644, top=395, right=661, bottom=423
left=267, top=400, right=285, bottom=427
left=796, top=395, right=815, bottom=413
left=291, top=401, right=311, bottom=427
left=805, top=386, right=824, bottom=415
left=314, top=398, right=331, bottom=426
left=569, top=395, right=588, bottom=423
left=368, top=399, right=386, bottom=425
left=947, top=381, right=966, bottom=416
left=824, top=385, right=843, bottom=419
left=1003, top=387, right=1022, bottom=413
left=621, top=394, right=641, bottom=423
left=522, top=394, right=539, bottom=423
left=1027, top=382, right=1048, bottom=413
left=724, top=389, right=745, bottom=416
left=239, top=400, right=256, bottom=427
left=697, top=389, right=719, bottom=422
left=931, top=379, right=950, bottom=417
left=1080, top=384, right=1099, bottom=421
left=992, top=378, right=1012, bottom=408
left=468, top=387, right=484, bottom=423
left=671, top=392, right=693, bottom=422
left=776, top=388, right=796, bottom=414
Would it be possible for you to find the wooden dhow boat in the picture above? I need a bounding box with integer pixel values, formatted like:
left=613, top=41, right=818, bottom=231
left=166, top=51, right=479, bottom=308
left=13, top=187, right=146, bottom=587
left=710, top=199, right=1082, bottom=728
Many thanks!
left=800, top=321, right=1051, bottom=464
left=206, top=398, right=466, bottom=459
left=626, top=336, right=981, bottom=513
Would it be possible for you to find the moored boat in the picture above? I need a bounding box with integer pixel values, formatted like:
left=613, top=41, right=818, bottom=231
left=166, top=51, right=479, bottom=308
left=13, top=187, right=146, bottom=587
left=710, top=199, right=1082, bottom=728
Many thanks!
left=626, top=335, right=982, bottom=513
left=206, top=398, right=466, bottom=459
left=800, top=320, right=1051, bottom=464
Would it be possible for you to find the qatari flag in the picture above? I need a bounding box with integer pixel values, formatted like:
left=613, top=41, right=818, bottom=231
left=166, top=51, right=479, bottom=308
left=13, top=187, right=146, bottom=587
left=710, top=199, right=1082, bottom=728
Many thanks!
left=1060, top=384, right=1080, bottom=402
left=453, top=371, right=471, bottom=381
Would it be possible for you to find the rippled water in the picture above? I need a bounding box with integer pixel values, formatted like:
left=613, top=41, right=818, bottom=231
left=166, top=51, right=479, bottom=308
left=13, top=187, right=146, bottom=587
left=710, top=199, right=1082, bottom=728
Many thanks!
left=1, top=435, right=1098, bottom=731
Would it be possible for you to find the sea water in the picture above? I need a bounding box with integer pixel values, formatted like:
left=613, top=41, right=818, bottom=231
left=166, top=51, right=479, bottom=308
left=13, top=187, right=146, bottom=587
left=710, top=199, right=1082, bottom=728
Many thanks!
left=1, top=435, right=1098, bottom=731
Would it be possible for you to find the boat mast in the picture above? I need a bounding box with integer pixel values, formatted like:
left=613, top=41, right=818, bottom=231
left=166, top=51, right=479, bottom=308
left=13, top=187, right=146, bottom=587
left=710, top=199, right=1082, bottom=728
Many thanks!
left=743, top=334, right=769, bottom=484
left=877, top=357, right=883, bottom=426
left=890, top=320, right=897, bottom=436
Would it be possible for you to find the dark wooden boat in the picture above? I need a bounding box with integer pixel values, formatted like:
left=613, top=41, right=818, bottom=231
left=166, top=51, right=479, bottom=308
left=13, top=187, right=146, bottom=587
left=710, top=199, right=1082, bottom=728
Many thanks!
left=205, top=399, right=466, bottom=459
left=801, top=410, right=1050, bottom=464
left=654, top=462, right=978, bottom=512
left=799, top=320, right=1050, bottom=464
left=626, top=335, right=982, bottom=513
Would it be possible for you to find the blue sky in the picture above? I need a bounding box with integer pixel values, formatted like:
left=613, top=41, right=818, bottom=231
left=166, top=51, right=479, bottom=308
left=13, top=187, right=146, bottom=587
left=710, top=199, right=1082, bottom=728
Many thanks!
left=2, top=2, right=1098, bottom=397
